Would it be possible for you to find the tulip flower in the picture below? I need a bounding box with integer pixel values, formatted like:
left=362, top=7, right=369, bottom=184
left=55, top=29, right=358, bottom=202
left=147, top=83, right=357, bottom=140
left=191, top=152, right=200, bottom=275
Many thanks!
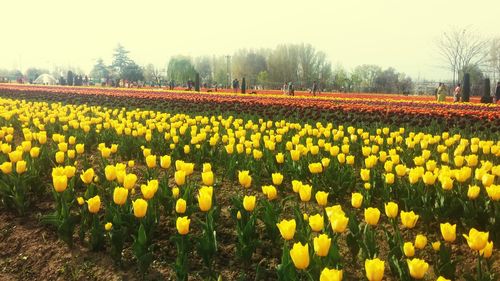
left=364, top=207, right=381, bottom=226
left=202, top=163, right=212, bottom=173
left=360, top=169, right=370, bottom=182
left=290, top=150, right=300, bottom=161
left=467, top=185, right=480, bottom=200
left=202, top=171, right=214, bottom=186
left=55, top=151, right=65, bottom=164
left=309, top=163, right=323, bottom=174
left=123, top=173, right=138, bottom=190
left=276, top=219, right=296, bottom=240
left=309, top=214, right=324, bottom=232
left=319, top=267, right=343, bottom=281
left=299, top=184, right=312, bottom=202
left=272, top=172, right=284, bottom=185
left=463, top=228, right=489, bottom=251
left=75, top=144, right=84, bottom=154
left=292, top=180, right=302, bottom=193
left=105, top=222, right=112, bottom=231
left=479, top=241, right=493, bottom=258
left=113, top=187, right=128, bottom=205
left=238, top=170, right=252, bottom=188
left=436, top=276, right=451, bottom=281
left=400, top=210, right=419, bottom=229
left=175, top=198, right=187, bottom=214
left=29, top=147, right=40, bottom=158
left=77, top=197, right=85, bottom=205
left=105, top=165, right=117, bottom=181
left=145, top=155, right=157, bottom=168
left=440, top=223, right=456, bottom=242
left=87, top=195, right=101, bottom=214
left=176, top=216, right=191, bottom=235
left=53, top=175, right=68, bottom=193
left=485, top=185, right=500, bottom=201
left=172, top=187, right=180, bottom=198
left=0, top=162, right=12, bottom=174
left=198, top=188, right=213, bottom=212
left=64, top=166, right=76, bottom=178
left=133, top=199, right=148, bottom=218
left=80, top=168, right=94, bottom=184
left=175, top=170, right=186, bottom=186
left=407, top=258, right=429, bottom=279
left=404, top=242, right=415, bottom=257
left=313, top=234, right=331, bottom=257
left=384, top=202, right=398, bottom=218
left=290, top=242, right=309, bottom=270
left=415, top=234, right=427, bottom=249
left=365, top=258, right=385, bottom=281
left=330, top=213, right=349, bottom=233
left=275, top=153, right=284, bottom=164
left=243, top=195, right=256, bottom=212
left=432, top=241, right=441, bottom=251
left=160, top=155, right=171, bottom=169
left=315, top=191, right=328, bottom=207
left=15, top=160, right=27, bottom=174
left=351, top=192, right=363, bottom=208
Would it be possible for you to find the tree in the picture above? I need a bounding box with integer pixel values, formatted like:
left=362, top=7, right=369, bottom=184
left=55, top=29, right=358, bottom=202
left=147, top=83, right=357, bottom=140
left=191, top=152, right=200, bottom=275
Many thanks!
left=352, top=65, right=382, bottom=92
left=112, top=44, right=131, bottom=74
left=25, top=68, right=49, bottom=83
left=232, top=49, right=268, bottom=86
left=256, top=71, right=269, bottom=88
left=143, top=64, right=163, bottom=86
left=90, top=58, right=110, bottom=83
left=121, top=62, right=144, bottom=82
left=436, top=26, right=489, bottom=83
left=167, top=56, right=196, bottom=85
left=194, top=56, right=213, bottom=84
left=489, top=37, right=500, bottom=82
left=373, top=67, right=399, bottom=93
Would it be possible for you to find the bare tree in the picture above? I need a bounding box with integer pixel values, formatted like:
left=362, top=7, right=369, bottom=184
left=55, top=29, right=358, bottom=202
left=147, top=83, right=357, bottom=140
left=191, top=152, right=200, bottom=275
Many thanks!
left=436, top=26, right=489, bottom=84
left=489, top=37, right=500, bottom=82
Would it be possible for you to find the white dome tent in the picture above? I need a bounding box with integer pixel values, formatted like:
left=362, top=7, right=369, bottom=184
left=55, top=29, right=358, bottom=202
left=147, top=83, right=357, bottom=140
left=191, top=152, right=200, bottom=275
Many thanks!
left=33, top=74, right=57, bottom=85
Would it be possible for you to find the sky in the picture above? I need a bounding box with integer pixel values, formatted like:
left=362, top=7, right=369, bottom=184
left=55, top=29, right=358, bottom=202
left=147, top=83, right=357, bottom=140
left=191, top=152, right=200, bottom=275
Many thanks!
left=1, top=0, right=499, bottom=81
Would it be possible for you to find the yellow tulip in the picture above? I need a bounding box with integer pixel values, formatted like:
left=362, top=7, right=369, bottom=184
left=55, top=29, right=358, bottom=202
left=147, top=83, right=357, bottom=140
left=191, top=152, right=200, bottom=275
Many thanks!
left=481, top=173, right=495, bottom=187
left=276, top=153, right=284, bottom=164
left=290, top=242, right=309, bottom=270
left=123, top=173, right=138, bottom=190
left=364, top=207, right=380, bottom=226
left=315, top=191, right=328, bottom=207
left=53, top=175, right=68, bottom=193
left=176, top=198, right=187, bottom=214
left=0, top=162, right=12, bottom=174
left=479, top=241, right=493, bottom=258
left=113, top=187, right=128, bottom=205
left=395, top=164, right=407, bottom=177
left=238, top=170, right=252, bottom=188
left=407, top=258, right=429, bottom=279
left=330, top=213, right=349, bottom=233
left=319, top=267, right=343, bottom=281
left=276, top=219, right=296, bottom=240
left=175, top=170, right=186, bottom=186
left=384, top=202, right=398, bottom=218
left=290, top=149, right=301, bottom=161
left=309, top=214, right=324, bottom=232
left=440, top=223, right=456, bottom=242
left=309, top=163, right=323, bottom=174
left=436, top=276, right=451, bottom=281
left=202, top=171, right=214, bottom=186
left=351, top=192, right=363, bottom=208
left=272, top=172, right=284, bottom=185
left=105, top=165, right=117, bottom=181
left=422, top=171, right=437, bottom=185
left=365, top=258, right=385, bottom=281
left=243, top=195, right=256, bottom=212
left=15, top=160, right=27, bottom=174
left=467, top=185, right=480, bottom=200
left=80, top=168, right=94, bottom=184
left=299, top=184, right=312, bottom=202
left=360, top=169, right=370, bottom=182
left=198, top=188, right=213, bottom=212
left=404, top=242, right=415, bottom=257
left=432, top=241, right=442, bottom=252
left=105, top=222, right=112, bottom=231
left=176, top=216, right=191, bottom=235
left=87, top=195, right=101, bottom=214
left=160, top=155, right=171, bottom=169
left=146, top=155, right=157, bottom=168
left=400, top=211, right=419, bottom=229
left=440, top=176, right=453, bottom=190
left=29, top=147, right=40, bottom=158
left=292, top=180, right=302, bottom=193
left=172, top=187, right=180, bottom=198
left=463, top=228, right=489, bottom=251
left=77, top=197, right=85, bottom=205
left=203, top=163, right=212, bottom=173
left=313, top=234, right=331, bottom=257
left=133, top=199, right=148, bottom=218
left=75, top=144, right=85, bottom=154
left=415, top=234, right=427, bottom=249
left=55, top=151, right=65, bottom=164
left=486, top=185, right=500, bottom=201
left=100, top=147, right=111, bottom=158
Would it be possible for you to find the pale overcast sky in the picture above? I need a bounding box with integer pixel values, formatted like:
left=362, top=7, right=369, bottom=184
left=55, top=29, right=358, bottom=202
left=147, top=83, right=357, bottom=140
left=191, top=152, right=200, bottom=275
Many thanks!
left=1, top=0, right=499, bottom=80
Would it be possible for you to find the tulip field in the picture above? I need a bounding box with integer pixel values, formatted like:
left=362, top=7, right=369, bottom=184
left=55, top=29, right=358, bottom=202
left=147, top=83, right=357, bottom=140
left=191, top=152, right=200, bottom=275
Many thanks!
left=0, top=84, right=499, bottom=281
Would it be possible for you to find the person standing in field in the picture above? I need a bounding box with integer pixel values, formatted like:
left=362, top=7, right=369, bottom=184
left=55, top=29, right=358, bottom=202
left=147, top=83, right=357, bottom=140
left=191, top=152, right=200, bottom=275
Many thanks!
left=288, top=81, right=294, bottom=96
left=436, top=82, right=447, bottom=102
left=312, top=81, right=318, bottom=96
left=282, top=82, right=288, bottom=95
left=453, top=83, right=462, bottom=102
